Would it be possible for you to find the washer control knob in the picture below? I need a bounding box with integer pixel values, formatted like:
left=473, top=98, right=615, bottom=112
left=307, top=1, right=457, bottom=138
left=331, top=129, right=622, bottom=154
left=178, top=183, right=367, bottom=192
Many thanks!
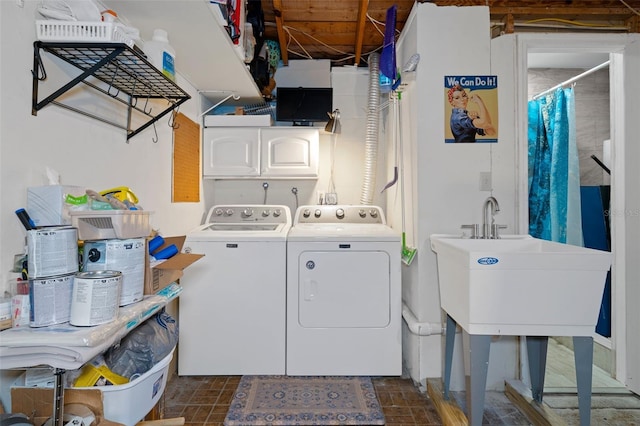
left=370, top=209, right=379, bottom=218
left=242, top=208, right=254, bottom=218
left=336, top=208, right=345, bottom=219
left=224, top=209, right=234, bottom=216
left=214, top=208, right=224, bottom=216
left=314, top=209, right=322, bottom=218
left=302, top=209, right=311, bottom=218
left=262, top=209, right=271, bottom=217
left=273, top=209, right=281, bottom=217
left=359, top=209, right=366, bottom=218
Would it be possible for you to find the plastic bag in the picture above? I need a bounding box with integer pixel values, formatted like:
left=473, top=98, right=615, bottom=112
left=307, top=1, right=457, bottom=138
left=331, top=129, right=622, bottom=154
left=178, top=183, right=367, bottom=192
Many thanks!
left=104, top=309, right=178, bottom=380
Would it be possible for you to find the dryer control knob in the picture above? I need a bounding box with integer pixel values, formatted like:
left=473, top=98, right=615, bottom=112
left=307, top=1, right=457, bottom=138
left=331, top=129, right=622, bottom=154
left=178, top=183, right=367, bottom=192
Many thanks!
left=359, top=209, right=366, bottom=218
left=336, top=208, right=345, bottom=219
left=370, top=209, right=379, bottom=218
left=242, top=208, right=254, bottom=218
left=302, top=209, right=311, bottom=218
left=314, top=209, right=322, bottom=218
left=225, top=209, right=234, bottom=216
left=262, top=209, right=271, bottom=217
left=214, top=208, right=224, bottom=216
left=273, top=209, right=282, bottom=217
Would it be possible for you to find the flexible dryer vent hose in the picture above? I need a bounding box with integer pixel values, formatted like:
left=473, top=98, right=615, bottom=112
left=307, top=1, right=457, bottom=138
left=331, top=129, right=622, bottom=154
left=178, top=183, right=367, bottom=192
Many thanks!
left=360, top=52, right=381, bottom=205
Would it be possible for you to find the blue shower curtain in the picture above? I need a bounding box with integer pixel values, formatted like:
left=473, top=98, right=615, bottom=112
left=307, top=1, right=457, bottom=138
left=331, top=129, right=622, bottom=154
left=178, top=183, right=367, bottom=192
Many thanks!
left=528, top=88, right=583, bottom=245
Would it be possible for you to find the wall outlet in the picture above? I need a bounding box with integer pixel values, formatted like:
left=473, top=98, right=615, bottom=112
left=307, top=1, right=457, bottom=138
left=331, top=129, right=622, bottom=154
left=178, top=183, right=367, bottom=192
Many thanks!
left=479, top=172, right=492, bottom=191
left=325, top=193, right=338, bottom=205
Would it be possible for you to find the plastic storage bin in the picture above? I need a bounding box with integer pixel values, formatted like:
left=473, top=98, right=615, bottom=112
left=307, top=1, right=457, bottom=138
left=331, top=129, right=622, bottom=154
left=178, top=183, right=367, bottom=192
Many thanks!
left=70, top=210, right=152, bottom=240
left=12, top=349, right=173, bottom=426
left=36, top=20, right=135, bottom=47
left=78, top=349, right=174, bottom=425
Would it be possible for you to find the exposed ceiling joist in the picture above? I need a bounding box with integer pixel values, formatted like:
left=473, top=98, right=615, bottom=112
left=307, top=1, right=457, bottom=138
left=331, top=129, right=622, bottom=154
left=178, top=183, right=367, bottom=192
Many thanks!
left=272, top=0, right=289, bottom=65
left=260, top=0, right=640, bottom=65
left=354, top=0, right=370, bottom=66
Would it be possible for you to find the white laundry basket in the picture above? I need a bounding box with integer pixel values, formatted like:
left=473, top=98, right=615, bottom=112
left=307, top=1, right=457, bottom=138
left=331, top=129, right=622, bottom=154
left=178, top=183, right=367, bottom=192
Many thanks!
left=78, top=348, right=174, bottom=425
left=11, top=348, right=174, bottom=425
left=36, top=20, right=136, bottom=47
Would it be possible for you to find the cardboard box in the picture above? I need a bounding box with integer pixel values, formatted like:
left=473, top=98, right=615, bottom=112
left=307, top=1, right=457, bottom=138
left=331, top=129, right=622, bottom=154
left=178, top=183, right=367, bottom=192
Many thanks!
left=144, top=236, right=204, bottom=295
left=27, top=185, right=86, bottom=226
left=11, top=387, right=123, bottom=426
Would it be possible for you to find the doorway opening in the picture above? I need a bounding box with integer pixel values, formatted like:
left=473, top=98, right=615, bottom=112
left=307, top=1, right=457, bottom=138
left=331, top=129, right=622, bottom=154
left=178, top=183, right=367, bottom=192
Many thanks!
left=526, top=56, right=621, bottom=388
left=517, top=35, right=628, bottom=394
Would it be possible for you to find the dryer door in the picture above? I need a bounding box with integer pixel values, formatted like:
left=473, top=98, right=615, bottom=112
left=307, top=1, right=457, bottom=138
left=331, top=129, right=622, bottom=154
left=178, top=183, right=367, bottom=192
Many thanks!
left=297, top=250, right=390, bottom=328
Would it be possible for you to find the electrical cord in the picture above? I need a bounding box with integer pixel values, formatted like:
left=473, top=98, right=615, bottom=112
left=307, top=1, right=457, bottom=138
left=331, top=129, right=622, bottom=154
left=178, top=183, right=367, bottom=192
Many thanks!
left=291, top=187, right=299, bottom=210
left=263, top=182, right=269, bottom=204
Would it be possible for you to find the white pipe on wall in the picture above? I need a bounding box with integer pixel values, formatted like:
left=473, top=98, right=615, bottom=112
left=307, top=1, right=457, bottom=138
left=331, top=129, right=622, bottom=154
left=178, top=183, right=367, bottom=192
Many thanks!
left=402, top=303, right=443, bottom=336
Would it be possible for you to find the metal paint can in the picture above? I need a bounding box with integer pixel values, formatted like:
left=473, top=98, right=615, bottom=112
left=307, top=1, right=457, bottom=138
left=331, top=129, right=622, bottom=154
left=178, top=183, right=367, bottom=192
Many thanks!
left=70, top=271, right=122, bottom=327
left=27, top=226, right=79, bottom=278
left=28, top=273, right=74, bottom=327
left=82, top=238, right=145, bottom=306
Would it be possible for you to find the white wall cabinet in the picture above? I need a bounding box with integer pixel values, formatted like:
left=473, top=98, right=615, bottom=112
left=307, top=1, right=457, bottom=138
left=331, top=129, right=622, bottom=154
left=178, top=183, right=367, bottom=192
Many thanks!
left=260, top=128, right=319, bottom=178
left=203, top=127, right=319, bottom=179
left=203, top=127, right=261, bottom=177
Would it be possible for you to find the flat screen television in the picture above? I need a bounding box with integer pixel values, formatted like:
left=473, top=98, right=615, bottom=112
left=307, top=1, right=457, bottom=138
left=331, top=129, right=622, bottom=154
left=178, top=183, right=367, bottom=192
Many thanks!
left=276, top=87, right=333, bottom=125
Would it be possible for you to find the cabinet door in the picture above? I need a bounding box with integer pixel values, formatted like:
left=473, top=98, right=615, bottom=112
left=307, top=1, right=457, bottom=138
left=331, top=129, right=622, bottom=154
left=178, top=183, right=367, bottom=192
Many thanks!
left=203, top=127, right=260, bottom=177
left=260, top=128, right=319, bottom=178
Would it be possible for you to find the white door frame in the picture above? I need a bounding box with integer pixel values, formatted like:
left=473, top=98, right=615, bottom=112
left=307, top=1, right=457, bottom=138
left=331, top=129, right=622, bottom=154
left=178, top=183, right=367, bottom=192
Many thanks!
left=514, top=33, right=640, bottom=394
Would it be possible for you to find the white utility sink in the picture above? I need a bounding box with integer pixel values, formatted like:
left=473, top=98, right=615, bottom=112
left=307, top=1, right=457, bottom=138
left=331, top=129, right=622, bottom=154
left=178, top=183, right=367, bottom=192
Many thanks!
left=430, top=234, right=612, bottom=336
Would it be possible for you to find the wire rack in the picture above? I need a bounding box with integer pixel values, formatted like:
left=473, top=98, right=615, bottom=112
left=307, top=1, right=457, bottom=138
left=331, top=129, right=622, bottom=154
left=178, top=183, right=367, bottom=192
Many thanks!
left=32, top=41, right=191, bottom=140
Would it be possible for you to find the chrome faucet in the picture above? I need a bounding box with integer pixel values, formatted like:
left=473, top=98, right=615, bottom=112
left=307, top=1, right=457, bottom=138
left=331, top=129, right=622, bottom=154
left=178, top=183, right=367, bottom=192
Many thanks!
left=482, top=196, right=500, bottom=239
left=460, top=196, right=506, bottom=239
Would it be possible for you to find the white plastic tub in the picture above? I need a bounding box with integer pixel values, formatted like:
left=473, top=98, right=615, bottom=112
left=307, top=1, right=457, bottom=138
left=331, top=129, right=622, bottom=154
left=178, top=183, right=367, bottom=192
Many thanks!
left=36, top=20, right=135, bottom=47
left=12, top=349, right=174, bottom=426
left=70, top=210, right=152, bottom=240
left=77, top=348, right=174, bottom=425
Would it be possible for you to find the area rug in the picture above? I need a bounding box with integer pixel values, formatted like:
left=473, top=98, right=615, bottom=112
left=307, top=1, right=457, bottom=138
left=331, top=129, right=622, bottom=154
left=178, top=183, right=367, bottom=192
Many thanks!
left=224, top=375, right=385, bottom=425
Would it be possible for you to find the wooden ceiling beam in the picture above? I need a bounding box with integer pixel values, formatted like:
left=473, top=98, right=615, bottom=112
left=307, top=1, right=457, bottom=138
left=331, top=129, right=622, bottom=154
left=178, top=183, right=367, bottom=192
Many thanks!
left=488, top=6, right=634, bottom=16
left=273, top=0, right=289, bottom=65
left=354, top=0, right=369, bottom=66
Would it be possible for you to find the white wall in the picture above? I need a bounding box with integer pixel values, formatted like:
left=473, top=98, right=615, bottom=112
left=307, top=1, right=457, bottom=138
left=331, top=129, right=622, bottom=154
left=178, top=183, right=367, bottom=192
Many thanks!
left=392, top=3, right=519, bottom=390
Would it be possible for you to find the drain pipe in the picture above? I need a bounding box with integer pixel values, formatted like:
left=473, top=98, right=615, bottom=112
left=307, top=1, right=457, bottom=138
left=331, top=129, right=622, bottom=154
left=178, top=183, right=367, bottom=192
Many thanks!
left=360, top=52, right=381, bottom=205
left=402, top=303, right=444, bottom=336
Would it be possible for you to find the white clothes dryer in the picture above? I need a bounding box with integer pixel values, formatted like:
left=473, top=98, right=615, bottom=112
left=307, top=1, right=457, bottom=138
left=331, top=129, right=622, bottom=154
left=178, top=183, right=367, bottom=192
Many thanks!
left=178, top=205, right=291, bottom=375
left=286, top=205, right=402, bottom=375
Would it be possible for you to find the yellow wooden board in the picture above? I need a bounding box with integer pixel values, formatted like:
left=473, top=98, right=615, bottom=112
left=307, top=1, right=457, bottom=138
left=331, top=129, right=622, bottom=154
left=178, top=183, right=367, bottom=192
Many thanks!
left=172, top=112, right=200, bottom=202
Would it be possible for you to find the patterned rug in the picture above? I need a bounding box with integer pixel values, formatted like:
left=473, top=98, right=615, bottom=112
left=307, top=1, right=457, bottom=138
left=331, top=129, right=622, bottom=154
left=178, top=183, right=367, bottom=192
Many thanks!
left=224, top=375, right=385, bottom=425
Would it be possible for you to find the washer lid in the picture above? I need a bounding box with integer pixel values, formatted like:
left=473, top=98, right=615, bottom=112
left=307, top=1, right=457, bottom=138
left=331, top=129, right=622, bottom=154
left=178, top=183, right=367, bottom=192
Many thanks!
left=287, top=223, right=400, bottom=242
left=187, top=222, right=291, bottom=241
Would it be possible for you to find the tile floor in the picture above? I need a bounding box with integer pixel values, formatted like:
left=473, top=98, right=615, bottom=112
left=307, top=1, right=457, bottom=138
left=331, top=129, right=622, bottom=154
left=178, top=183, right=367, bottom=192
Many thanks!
left=162, top=374, right=530, bottom=425
left=163, top=373, right=640, bottom=425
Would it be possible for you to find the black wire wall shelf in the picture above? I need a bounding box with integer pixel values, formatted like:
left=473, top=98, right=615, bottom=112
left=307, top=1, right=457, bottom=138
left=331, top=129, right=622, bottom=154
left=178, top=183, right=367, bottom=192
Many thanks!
left=32, top=41, right=191, bottom=141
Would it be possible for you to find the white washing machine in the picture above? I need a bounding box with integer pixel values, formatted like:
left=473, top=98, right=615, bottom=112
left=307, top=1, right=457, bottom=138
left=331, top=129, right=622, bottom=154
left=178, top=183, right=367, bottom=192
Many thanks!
left=178, top=204, right=291, bottom=375
left=286, top=205, right=402, bottom=375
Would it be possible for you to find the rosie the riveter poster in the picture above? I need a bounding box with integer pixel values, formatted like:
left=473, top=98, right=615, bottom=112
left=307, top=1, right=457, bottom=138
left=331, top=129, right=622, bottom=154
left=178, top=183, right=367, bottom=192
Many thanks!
left=444, top=75, right=498, bottom=143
